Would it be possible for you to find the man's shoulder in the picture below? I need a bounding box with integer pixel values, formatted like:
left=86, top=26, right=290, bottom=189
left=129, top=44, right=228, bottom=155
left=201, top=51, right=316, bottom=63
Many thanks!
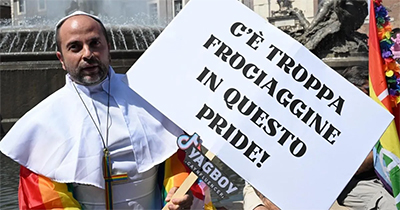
left=19, top=85, right=73, bottom=121
left=115, top=72, right=127, bottom=79
left=33, top=85, right=71, bottom=108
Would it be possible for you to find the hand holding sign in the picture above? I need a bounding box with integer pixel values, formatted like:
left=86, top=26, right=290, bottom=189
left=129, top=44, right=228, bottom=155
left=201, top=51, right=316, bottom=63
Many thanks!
left=163, top=133, right=221, bottom=210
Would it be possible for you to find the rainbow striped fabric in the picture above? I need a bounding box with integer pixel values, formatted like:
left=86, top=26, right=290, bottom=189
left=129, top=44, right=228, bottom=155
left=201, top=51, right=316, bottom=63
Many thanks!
left=160, top=149, right=215, bottom=210
left=18, top=150, right=214, bottom=209
left=369, top=0, right=400, bottom=209
left=18, top=166, right=81, bottom=209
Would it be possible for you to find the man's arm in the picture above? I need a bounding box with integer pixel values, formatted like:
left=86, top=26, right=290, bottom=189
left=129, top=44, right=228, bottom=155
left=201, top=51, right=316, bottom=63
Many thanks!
left=19, top=166, right=81, bottom=209
left=254, top=188, right=280, bottom=210
left=243, top=181, right=280, bottom=210
left=355, top=151, right=374, bottom=175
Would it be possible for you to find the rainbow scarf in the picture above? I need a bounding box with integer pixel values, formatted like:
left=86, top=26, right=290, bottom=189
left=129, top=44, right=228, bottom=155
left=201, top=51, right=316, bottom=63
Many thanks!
left=159, top=149, right=215, bottom=210
left=369, top=0, right=400, bottom=209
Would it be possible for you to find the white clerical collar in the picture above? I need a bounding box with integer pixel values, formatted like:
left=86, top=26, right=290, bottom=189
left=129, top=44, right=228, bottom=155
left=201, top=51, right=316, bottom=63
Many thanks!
left=67, top=66, right=114, bottom=95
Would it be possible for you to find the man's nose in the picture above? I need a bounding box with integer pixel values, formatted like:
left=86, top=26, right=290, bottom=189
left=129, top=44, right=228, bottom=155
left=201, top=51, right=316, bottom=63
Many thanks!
left=82, top=45, right=93, bottom=60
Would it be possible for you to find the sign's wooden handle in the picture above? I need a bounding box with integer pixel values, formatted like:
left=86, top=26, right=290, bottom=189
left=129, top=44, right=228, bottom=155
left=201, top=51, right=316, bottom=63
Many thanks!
left=162, top=150, right=215, bottom=210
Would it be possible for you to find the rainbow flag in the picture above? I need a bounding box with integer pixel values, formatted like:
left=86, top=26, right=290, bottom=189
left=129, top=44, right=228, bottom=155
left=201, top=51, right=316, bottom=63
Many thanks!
left=369, top=0, right=400, bottom=208
left=18, top=166, right=81, bottom=209
left=19, top=150, right=214, bottom=209
left=160, top=149, right=215, bottom=210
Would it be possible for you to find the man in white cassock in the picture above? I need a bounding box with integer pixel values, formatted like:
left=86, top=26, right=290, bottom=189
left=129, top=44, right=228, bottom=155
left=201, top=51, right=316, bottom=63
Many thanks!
left=0, top=11, right=195, bottom=210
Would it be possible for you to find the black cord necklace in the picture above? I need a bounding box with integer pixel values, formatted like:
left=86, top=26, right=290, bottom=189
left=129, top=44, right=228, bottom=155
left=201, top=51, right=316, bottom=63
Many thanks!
left=72, top=76, right=116, bottom=209
left=72, top=76, right=111, bottom=150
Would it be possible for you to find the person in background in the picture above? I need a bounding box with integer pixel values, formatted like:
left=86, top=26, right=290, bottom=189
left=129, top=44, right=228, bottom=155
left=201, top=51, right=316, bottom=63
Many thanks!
left=391, top=28, right=400, bottom=62
left=0, top=11, right=198, bottom=210
left=335, top=66, right=396, bottom=210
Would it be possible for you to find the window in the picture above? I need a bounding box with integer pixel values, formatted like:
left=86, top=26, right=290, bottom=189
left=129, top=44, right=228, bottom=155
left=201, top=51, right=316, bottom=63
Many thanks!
left=18, top=0, right=25, bottom=14
left=38, top=0, right=46, bottom=11
left=174, top=0, right=182, bottom=16
left=149, top=3, right=158, bottom=20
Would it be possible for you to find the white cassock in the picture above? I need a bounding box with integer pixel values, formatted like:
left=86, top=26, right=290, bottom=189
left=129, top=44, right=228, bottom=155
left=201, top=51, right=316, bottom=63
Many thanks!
left=0, top=67, right=183, bottom=209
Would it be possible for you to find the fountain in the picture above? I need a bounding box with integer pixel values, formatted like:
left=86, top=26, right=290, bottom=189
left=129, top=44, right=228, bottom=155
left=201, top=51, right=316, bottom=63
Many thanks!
left=0, top=24, right=163, bottom=57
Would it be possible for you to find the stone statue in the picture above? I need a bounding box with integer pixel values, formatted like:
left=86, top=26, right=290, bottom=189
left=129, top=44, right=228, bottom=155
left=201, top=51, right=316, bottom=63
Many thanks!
left=277, top=0, right=293, bottom=11
left=295, top=0, right=368, bottom=57
left=65, top=0, right=101, bottom=16
left=272, top=0, right=294, bottom=17
left=65, top=0, right=79, bottom=15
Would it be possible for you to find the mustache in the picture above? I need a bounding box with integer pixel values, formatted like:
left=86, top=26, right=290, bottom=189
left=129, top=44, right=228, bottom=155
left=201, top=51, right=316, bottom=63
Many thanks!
left=79, top=57, right=101, bottom=70
left=84, top=55, right=100, bottom=64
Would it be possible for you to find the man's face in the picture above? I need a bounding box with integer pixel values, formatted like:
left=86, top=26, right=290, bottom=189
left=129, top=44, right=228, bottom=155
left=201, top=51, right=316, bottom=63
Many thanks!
left=56, top=15, right=110, bottom=86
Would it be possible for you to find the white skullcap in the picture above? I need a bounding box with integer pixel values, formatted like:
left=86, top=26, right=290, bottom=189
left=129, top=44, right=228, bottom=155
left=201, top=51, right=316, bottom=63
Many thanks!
left=55, top=11, right=102, bottom=29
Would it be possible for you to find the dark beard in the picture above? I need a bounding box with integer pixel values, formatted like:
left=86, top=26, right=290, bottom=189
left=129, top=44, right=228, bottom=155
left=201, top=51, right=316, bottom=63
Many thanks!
left=75, top=57, right=109, bottom=86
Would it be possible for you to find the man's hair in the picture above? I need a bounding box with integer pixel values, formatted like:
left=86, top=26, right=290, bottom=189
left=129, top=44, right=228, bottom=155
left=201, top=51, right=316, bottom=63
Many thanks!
left=393, top=28, right=400, bottom=35
left=55, top=11, right=109, bottom=53
left=340, top=65, right=368, bottom=88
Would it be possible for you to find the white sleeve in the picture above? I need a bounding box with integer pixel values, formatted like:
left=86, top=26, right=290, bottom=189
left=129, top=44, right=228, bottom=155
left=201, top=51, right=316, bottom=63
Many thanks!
left=243, top=181, right=264, bottom=210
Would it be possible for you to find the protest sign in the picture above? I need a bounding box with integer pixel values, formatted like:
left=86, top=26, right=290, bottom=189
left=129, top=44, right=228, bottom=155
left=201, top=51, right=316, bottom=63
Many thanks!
left=125, top=0, right=393, bottom=209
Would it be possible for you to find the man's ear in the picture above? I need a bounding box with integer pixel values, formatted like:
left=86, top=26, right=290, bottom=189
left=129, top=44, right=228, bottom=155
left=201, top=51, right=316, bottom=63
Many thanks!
left=56, top=51, right=66, bottom=70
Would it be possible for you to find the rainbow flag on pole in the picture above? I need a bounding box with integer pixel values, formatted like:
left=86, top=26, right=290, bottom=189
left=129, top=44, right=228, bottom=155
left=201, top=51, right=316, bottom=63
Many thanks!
left=369, top=0, right=400, bottom=208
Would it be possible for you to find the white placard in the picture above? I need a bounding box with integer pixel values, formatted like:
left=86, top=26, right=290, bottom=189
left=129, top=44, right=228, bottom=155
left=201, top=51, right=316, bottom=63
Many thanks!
left=125, top=0, right=393, bottom=209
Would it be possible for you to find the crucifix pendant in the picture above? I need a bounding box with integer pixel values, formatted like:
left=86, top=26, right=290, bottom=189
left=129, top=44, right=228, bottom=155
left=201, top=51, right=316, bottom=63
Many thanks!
left=103, top=149, right=128, bottom=210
